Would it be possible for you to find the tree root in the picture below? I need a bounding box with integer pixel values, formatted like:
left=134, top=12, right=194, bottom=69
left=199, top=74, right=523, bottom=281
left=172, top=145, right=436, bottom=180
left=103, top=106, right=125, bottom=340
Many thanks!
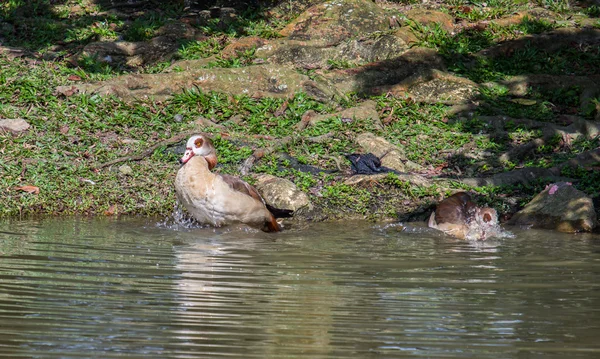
left=96, top=130, right=197, bottom=169
left=239, top=132, right=336, bottom=175
left=453, top=115, right=600, bottom=164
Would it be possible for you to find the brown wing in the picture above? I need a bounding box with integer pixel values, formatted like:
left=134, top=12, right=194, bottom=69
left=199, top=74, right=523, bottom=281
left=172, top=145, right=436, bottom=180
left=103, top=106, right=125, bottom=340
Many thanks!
left=219, top=174, right=266, bottom=204
left=435, top=192, right=476, bottom=225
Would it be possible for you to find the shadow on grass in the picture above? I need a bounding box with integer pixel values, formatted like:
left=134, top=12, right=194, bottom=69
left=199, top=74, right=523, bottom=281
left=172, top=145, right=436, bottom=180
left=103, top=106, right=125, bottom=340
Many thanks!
left=349, top=18, right=600, bottom=196
left=0, top=0, right=269, bottom=58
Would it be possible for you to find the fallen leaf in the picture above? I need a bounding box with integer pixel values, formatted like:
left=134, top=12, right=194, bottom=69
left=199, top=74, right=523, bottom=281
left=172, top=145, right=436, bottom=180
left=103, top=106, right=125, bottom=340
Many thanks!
left=57, top=85, right=79, bottom=97
left=15, top=185, right=40, bottom=194
left=67, top=75, right=82, bottom=81
left=104, top=205, right=116, bottom=216
left=274, top=100, right=289, bottom=117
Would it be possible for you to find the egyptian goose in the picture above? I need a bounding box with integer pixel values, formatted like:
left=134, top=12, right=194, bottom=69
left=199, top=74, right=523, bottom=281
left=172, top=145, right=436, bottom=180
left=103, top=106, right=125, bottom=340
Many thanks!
left=175, top=134, right=291, bottom=232
left=428, top=192, right=499, bottom=240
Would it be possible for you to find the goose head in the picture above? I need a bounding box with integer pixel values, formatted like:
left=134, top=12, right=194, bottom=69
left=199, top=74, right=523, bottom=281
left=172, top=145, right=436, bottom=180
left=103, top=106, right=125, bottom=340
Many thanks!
left=179, top=134, right=217, bottom=169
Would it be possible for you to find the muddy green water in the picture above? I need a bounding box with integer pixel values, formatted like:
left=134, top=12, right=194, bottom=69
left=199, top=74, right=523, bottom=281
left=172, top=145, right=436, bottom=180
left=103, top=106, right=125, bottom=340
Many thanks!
left=0, top=218, right=599, bottom=358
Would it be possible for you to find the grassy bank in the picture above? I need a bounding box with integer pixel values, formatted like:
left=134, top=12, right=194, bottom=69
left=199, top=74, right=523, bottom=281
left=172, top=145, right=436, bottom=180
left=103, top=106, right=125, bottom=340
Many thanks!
left=1, top=0, right=599, bottom=221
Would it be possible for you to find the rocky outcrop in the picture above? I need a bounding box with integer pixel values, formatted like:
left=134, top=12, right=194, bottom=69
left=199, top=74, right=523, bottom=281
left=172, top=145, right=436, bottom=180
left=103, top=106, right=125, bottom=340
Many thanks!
left=278, top=0, right=390, bottom=46
left=57, top=64, right=339, bottom=102
left=256, top=34, right=414, bottom=70
left=55, top=0, right=478, bottom=105
left=507, top=182, right=597, bottom=232
left=255, top=0, right=416, bottom=68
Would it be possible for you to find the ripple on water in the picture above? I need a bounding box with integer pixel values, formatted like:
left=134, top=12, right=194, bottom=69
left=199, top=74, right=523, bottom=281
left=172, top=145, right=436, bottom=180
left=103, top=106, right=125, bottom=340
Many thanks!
left=0, top=218, right=599, bottom=358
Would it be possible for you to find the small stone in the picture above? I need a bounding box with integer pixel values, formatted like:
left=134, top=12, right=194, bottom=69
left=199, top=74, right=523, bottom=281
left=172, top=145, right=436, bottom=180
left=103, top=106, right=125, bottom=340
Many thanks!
left=174, top=114, right=184, bottom=122
left=118, top=164, right=133, bottom=176
left=0, top=118, right=30, bottom=133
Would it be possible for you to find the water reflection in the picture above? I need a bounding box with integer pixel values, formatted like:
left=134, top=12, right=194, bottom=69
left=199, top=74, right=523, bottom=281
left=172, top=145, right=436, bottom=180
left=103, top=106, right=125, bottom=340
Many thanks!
left=0, top=218, right=598, bottom=358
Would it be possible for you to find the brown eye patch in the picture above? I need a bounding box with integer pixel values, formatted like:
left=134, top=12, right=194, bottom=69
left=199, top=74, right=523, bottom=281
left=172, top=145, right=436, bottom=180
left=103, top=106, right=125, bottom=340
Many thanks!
left=194, top=137, right=203, bottom=148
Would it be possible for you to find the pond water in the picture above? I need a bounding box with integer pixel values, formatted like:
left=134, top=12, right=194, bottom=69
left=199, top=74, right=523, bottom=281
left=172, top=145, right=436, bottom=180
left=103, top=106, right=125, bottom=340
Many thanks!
left=0, top=218, right=599, bottom=358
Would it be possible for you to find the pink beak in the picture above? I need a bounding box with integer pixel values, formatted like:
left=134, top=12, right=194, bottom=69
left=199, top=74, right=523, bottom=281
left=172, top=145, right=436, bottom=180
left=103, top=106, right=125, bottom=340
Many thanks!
left=180, top=148, right=194, bottom=164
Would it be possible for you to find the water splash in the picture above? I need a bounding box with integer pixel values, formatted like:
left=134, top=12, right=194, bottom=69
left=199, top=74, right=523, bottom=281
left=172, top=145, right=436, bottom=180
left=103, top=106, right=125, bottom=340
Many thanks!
left=156, top=202, right=207, bottom=230
left=464, top=216, right=514, bottom=241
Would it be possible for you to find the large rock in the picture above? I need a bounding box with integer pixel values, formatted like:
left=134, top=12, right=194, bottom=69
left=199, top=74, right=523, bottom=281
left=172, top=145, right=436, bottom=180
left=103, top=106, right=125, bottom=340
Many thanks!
left=355, top=132, right=422, bottom=172
left=508, top=182, right=597, bottom=233
left=256, top=34, right=414, bottom=69
left=254, top=174, right=312, bottom=213
left=0, top=118, right=30, bottom=134
left=279, top=0, right=390, bottom=46
left=56, top=64, right=339, bottom=102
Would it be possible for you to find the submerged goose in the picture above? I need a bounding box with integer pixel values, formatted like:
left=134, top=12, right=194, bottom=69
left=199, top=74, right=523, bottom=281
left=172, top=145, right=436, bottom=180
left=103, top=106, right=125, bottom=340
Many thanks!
left=428, top=192, right=499, bottom=240
left=175, top=134, right=291, bottom=232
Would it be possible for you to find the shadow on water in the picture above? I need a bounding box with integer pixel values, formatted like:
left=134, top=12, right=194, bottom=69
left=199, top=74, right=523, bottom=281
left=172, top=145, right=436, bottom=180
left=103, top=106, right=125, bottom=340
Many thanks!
left=0, top=218, right=600, bottom=357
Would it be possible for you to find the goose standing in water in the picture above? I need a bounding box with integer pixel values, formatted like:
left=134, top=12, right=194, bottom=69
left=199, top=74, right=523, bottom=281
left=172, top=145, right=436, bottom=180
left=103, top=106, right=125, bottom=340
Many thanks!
left=428, top=192, right=499, bottom=240
left=175, top=134, right=291, bottom=232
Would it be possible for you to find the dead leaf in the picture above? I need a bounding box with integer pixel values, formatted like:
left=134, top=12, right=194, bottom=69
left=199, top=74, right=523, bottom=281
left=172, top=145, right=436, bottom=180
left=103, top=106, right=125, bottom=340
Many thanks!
left=104, top=205, right=116, bottom=216
left=57, top=85, right=79, bottom=97
left=274, top=100, right=289, bottom=117
left=15, top=185, right=40, bottom=194
left=67, top=75, right=82, bottom=81
left=59, top=125, right=69, bottom=134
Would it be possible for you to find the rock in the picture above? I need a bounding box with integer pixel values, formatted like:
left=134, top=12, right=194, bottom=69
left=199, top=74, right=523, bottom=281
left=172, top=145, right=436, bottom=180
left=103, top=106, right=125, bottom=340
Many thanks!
left=279, top=0, right=390, bottom=46
left=118, top=164, right=133, bottom=176
left=256, top=33, right=414, bottom=69
left=254, top=174, right=312, bottom=213
left=0, top=118, right=30, bottom=133
left=256, top=0, right=419, bottom=70
left=57, top=64, right=340, bottom=103
left=300, top=100, right=382, bottom=129
left=355, top=132, right=422, bottom=172
left=405, top=9, right=454, bottom=33
left=508, top=182, right=597, bottom=233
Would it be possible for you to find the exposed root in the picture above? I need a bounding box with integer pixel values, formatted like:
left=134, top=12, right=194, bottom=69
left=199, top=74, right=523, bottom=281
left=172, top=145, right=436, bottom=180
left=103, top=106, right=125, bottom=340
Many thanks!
left=96, top=130, right=196, bottom=169
left=239, top=132, right=336, bottom=175
left=452, top=115, right=600, bottom=164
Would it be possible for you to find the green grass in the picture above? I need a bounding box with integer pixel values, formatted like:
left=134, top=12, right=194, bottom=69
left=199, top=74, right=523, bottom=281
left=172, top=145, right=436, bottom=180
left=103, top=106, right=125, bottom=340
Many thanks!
left=178, top=38, right=227, bottom=60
